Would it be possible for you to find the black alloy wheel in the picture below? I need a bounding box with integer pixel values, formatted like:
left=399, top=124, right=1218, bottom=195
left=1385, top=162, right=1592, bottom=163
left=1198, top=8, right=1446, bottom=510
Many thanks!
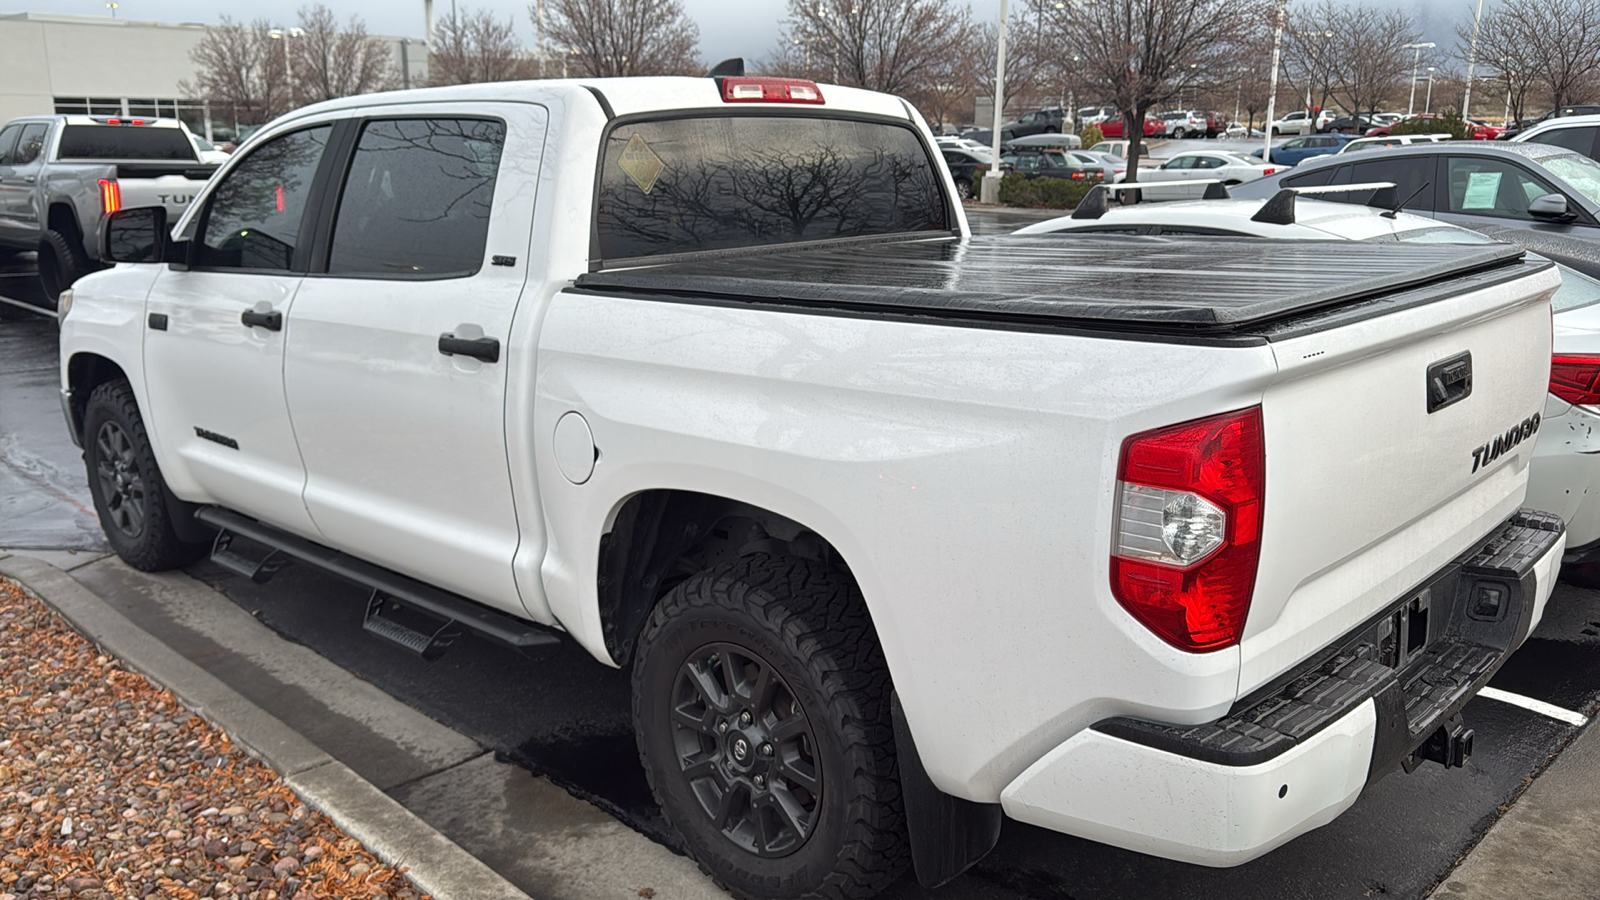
left=671, top=643, right=823, bottom=856
left=94, top=420, right=147, bottom=539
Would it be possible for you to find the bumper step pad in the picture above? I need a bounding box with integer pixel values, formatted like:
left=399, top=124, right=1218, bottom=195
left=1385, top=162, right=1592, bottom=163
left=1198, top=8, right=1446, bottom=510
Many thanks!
left=1094, top=509, right=1563, bottom=774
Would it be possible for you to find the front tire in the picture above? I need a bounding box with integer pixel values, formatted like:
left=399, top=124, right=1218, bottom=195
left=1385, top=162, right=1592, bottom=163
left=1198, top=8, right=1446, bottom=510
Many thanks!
left=82, top=380, right=209, bottom=571
left=955, top=177, right=974, bottom=200
left=632, top=555, right=907, bottom=900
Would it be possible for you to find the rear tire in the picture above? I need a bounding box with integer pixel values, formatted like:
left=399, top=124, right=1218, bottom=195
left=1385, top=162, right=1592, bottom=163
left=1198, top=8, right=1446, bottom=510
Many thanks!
left=955, top=177, right=974, bottom=200
left=632, top=554, right=907, bottom=900
left=1171, top=127, right=1186, bottom=139
left=82, top=380, right=209, bottom=571
left=38, top=228, right=93, bottom=308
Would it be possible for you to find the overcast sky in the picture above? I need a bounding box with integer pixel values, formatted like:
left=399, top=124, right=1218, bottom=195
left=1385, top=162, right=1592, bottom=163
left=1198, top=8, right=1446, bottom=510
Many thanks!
left=5, top=0, right=1468, bottom=74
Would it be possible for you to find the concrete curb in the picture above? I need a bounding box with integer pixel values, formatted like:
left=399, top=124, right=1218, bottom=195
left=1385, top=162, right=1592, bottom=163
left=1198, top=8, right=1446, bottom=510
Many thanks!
left=0, top=552, right=534, bottom=900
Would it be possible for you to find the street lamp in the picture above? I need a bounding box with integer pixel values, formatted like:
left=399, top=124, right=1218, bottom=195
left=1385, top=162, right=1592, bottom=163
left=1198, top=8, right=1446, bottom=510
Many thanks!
left=1425, top=67, right=1436, bottom=114
left=981, top=0, right=1012, bottom=203
left=1403, top=42, right=1435, bottom=116
left=268, top=27, right=305, bottom=108
left=1463, top=0, right=1486, bottom=119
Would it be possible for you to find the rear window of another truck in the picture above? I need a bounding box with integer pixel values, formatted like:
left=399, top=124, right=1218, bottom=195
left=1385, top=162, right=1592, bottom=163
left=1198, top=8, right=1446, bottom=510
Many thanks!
left=596, top=115, right=949, bottom=263
left=58, top=125, right=197, bottom=161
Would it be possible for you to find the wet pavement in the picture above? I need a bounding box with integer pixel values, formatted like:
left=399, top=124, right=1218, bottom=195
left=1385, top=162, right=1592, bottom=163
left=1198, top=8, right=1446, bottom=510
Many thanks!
left=5, top=283, right=1600, bottom=899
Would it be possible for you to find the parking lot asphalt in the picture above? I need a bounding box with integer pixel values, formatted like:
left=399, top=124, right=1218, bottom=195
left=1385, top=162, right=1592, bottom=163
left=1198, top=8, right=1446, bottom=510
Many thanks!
left=6, top=247, right=1600, bottom=899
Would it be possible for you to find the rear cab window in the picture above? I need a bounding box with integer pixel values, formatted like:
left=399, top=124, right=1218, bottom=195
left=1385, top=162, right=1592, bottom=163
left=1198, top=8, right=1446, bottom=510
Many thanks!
left=58, top=125, right=197, bottom=161
left=595, top=115, right=950, bottom=265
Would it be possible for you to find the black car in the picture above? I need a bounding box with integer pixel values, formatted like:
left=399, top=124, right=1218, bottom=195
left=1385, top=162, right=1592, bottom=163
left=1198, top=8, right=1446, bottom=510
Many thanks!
left=1500, top=105, right=1600, bottom=139
left=1000, top=107, right=1068, bottom=142
left=1000, top=150, right=1100, bottom=182
left=1321, top=115, right=1374, bottom=134
left=1229, top=141, right=1600, bottom=281
left=942, top=148, right=1004, bottom=198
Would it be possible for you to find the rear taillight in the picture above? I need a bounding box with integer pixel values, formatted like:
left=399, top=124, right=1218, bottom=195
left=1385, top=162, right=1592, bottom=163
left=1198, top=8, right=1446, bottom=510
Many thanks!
left=1551, top=355, right=1600, bottom=406
left=721, top=77, right=824, bottom=104
left=98, top=179, right=121, bottom=215
left=1262, top=168, right=1276, bottom=175
left=1111, top=407, right=1265, bottom=652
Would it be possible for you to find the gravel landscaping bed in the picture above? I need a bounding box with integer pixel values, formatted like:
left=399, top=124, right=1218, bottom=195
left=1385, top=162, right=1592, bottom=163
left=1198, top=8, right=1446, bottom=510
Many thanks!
left=0, top=576, right=429, bottom=899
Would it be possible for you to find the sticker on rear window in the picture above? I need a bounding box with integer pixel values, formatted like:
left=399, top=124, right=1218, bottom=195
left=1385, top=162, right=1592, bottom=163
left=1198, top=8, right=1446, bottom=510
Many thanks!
left=618, top=133, right=665, bottom=194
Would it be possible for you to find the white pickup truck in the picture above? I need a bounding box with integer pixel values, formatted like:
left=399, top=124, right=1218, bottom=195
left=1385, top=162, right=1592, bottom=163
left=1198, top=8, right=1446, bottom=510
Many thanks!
left=61, top=72, right=1565, bottom=899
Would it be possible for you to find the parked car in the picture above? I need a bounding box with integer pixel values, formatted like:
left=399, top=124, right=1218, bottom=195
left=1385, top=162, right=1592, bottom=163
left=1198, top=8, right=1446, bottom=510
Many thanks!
left=1514, top=113, right=1600, bottom=161
left=1065, top=149, right=1127, bottom=182
left=1270, top=109, right=1336, bottom=136
left=1250, top=134, right=1354, bottom=166
left=1016, top=191, right=1600, bottom=579
left=1205, top=111, right=1229, bottom=137
left=1320, top=115, right=1374, bottom=134
left=1097, top=116, right=1162, bottom=139
left=0, top=114, right=220, bottom=306
left=1004, top=132, right=1083, bottom=151
left=1224, top=122, right=1265, bottom=139
left=941, top=147, right=1003, bottom=198
left=68, top=72, right=1565, bottom=899
left=1500, top=104, right=1600, bottom=140
left=1077, top=105, right=1119, bottom=127
left=1001, top=149, right=1102, bottom=182
left=1338, top=133, right=1454, bottom=154
left=1135, top=150, right=1276, bottom=198
left=1229, top=142, right=1600, bottom=284
left=189, top=133, right=230, bottom=164
left=1158, top=109, right=1208, bottom=139
left=1365, top=114, right=1502, bottom=140
left=1001, top=106, right=1068, bottom=141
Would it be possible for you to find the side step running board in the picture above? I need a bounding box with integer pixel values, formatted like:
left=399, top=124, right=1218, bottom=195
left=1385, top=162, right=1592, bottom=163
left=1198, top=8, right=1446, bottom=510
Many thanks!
left=194, top=507, right=561, bottom=658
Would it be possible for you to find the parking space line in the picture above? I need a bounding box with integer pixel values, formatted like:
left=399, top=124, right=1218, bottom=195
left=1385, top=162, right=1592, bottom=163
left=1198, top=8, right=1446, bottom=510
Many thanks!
left=1478, top=687, right=1590, bottom=727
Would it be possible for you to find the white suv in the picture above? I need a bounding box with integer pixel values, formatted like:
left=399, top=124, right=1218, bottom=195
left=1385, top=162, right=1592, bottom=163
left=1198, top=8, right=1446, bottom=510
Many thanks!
left=1271, top=109, right=1337, bottom=136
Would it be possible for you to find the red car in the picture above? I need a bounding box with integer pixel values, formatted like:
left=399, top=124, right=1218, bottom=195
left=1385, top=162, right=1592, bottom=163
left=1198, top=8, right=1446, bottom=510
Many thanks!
left=1363, top=114, right=1503, bottom=140
left=1098, top=116, right=1162, bottom=139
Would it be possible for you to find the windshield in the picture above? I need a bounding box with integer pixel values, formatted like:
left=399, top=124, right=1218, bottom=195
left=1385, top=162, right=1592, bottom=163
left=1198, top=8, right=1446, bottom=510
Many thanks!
left=1543, top=154, right=1600, bottom=207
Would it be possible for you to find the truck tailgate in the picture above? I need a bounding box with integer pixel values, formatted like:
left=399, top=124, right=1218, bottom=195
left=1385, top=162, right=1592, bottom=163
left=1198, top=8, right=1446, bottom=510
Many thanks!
left=1238, top=259, right=1560, bottom=695
left=117, top=174, right=208, bottom=219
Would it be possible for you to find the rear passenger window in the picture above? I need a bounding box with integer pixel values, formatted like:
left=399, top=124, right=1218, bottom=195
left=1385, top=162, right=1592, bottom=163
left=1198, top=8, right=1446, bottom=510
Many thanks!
left=1529, top=126, right=1599, bottom=159
left=1283, top=167, right=1338, bottom=188
left=328, top=118, right=506, bottom=277
left=196, top=125, right=331, bottom=271
left=596, top=116, right=948, bottom=262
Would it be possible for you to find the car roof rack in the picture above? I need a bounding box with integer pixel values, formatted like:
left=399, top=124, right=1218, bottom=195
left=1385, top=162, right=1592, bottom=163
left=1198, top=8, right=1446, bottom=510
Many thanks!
left=1250, top=181, right=1400, bottom=225
left=1070, top=180, right=1231, bottom=219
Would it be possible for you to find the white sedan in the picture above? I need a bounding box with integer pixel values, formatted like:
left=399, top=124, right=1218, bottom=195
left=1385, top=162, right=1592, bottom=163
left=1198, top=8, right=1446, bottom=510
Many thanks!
left=1133, top=151, right=1277, bottom=199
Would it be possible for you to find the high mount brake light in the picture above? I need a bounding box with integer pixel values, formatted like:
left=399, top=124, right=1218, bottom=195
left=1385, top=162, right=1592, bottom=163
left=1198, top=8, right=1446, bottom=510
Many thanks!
left=1551, top=355, right=1600, bottom=407
left=98, top=179, right=121, bottom=215
left=720, top=77, right=825, bottom=104
left=1111, top=407, right=1265, bottom=652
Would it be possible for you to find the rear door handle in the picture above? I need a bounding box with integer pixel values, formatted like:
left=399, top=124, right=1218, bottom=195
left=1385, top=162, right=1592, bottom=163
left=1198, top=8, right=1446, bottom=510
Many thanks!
left=438, top=333, right=500, bottom=363
left=241, top=308, right=282, bottom=331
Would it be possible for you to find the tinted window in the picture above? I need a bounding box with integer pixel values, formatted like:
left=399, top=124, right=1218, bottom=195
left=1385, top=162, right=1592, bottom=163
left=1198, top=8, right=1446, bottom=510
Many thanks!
left=1529, top=126, right=1599, bottom=158
left=328, top=118, right=505, bottom=277
left=196, top=126, right=330, bottom=271
left=58, top=125, right=197, bottom=161
left=1322, top=157, right=1435, bottom=208
left=0, top=125, right=22, bottom=164
left=1283, top=166, right=1339, bottom=188
left=596, top=116, right=948, bottom=262
left=1444, top=157, right=1555, bottom=218
left=12, top=125, right=47, bottom=164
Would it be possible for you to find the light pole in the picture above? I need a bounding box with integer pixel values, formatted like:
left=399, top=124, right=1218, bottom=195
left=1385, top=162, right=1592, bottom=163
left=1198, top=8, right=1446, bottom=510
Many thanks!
left=1425, top=67, right=1435, bottom=114
left=1404, top=42, right=1434, bottom=116
left=267, top=27, right=304, bottom=109
left=1263, top=0, right=1287, bottom=163
left=1462, top=0, right=1486, bottom=119
left=981, top=0, right=1012, bottom=203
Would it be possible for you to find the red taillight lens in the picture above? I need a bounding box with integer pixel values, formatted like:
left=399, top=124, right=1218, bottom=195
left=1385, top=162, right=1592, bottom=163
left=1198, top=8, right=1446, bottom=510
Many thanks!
left=1111, top=407, right=1265, bottom=652
left=1551, top=355, right=1600, bottom=406
left=98, top=179, right=121, bottom=215
left=1262, top=168, right=1276, bottom=175
left=721, top=77, right=825, bottom=104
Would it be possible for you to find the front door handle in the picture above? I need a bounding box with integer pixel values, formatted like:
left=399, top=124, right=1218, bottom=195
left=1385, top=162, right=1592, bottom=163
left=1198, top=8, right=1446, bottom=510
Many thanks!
left=438, top=333, right=500, bottom=363
left=241, top=308, right=282, bottom=331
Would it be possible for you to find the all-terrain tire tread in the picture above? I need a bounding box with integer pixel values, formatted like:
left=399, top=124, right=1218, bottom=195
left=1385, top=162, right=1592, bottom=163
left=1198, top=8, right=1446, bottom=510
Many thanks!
left=632, top=554, right=909, bottom=900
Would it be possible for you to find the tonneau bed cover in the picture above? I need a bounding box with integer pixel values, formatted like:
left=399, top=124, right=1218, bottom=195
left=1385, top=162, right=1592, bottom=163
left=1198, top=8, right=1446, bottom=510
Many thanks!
left=575, top=236, right=1535, bottom=334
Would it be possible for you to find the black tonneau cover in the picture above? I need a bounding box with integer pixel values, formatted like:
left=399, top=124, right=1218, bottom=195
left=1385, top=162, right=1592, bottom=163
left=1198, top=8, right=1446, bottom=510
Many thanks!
left=574, top=235, right=1532, bottom=334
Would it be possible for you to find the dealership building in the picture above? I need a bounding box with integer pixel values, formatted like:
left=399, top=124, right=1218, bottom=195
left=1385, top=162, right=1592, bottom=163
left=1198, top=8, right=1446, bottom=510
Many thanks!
left=0, top=12, right=429, bottom=140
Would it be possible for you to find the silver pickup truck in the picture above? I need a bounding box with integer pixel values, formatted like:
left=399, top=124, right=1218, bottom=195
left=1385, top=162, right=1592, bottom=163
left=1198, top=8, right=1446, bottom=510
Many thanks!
left=0, top=115, right=218, bottom=309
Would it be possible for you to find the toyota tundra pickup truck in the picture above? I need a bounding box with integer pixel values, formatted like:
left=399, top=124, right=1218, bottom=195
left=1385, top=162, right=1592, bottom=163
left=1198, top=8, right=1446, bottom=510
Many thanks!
left=59, top=72, right=1566, bottom=899
left=0, top=115, right=218, bottom=308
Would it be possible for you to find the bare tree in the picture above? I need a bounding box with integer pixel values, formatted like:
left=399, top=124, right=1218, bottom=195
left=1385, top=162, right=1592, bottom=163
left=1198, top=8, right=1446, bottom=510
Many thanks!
left=290, top=5, right=399, bottom=105
left=431, top=9, right=532, bottom=85
left=1282, top=4, right=1341, bottom=122
left=542, top=0, right=701, bottom=76
left=778, top=0, right=975, bottom=96
left=181, top=17, right=289, bottom=129
left=1321, top=3, right=1414, bottom=126
left=1470, top=0, right=1600, bottom=113
left=1056, top=0, right=1265, bottom=180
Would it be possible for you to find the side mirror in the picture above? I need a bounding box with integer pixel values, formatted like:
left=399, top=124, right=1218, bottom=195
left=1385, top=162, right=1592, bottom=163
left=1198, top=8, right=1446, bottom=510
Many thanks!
left=1530, top=193, right=1575, bottom=221
left=102, top=207, right=168, bottom=263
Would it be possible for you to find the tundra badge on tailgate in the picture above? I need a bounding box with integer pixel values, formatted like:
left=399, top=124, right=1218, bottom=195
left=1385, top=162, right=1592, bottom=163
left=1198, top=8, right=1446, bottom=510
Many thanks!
left=1471, top=414, right=1541, bottom=474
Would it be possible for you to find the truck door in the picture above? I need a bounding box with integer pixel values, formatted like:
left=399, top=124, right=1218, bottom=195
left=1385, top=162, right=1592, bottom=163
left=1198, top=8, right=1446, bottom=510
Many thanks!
left=142, top=123, right=336, bottom=537
left=282, top=105, right=547, bottom=615
left=0, top=122, right=38, bottom=245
